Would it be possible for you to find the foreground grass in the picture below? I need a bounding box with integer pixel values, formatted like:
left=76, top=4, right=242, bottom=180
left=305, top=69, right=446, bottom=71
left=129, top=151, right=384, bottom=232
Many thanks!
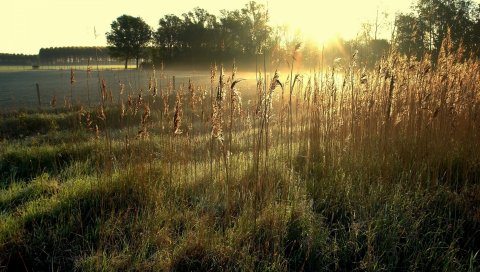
left=1, top=43, right=480, bottom=271
left=1, top=136, right=478, bottom=271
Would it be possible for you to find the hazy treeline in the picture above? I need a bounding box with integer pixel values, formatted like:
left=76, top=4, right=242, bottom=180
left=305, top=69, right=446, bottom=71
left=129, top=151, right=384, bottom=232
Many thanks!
left=107, top=0, right=479, bottom=68
left=0, top=47, right=121, bottom=66
left=104, top=1, right=392, bottom=68
left=38, top=47, right=118, bottom=65
left=0, top=53, right=38, bottom=65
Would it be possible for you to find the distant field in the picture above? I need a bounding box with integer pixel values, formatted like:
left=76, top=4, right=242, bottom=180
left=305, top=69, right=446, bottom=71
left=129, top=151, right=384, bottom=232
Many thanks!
left=0, top=66, right=232, bottom=111
left=0, top=64, right=137, bottom=72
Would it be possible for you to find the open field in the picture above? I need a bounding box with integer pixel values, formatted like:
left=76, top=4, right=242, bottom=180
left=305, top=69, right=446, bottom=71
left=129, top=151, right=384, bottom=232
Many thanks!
left=1, top=46, right=480, bottom=271
left=0, top=66, right=235, bottom=112
left=0, top=65, right=137, bottom=72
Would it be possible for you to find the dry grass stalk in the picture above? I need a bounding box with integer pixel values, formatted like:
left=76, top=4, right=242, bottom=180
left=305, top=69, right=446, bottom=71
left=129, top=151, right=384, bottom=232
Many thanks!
left=138, top=103, right=151, bottom=139
left=212, top=65, right=225, bottom=142
left=149, top=65, right=157, bottom=98
left=101, top=78, right=108, bottom=102
left=173, top=93, right=183, bottom=135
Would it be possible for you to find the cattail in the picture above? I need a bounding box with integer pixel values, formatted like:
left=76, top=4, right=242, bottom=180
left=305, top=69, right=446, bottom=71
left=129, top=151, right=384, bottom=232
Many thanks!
left=173, top=93, right=183, bottom=135
left=189, top=79, right=196, bottom=110
left=265, top=70, right=283, bottom=120
left=138, top=103, right=151, bottom=139
left=217, top=65, right=225, bottom=102
left=134, top=92, right=143, bottom=116
left=270, top=70, right=283, bottom=91
left=149, top=67, right=158, bottom=98
left=142, top=103, right=151, bottom=126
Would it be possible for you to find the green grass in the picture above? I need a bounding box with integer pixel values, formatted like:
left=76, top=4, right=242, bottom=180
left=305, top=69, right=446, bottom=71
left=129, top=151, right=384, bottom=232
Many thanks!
left=1, top=46, right=479, bottom=271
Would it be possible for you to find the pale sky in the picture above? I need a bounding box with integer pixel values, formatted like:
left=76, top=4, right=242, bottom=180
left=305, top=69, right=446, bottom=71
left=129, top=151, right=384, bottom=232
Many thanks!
left=1, top=0, right=416, bottom=55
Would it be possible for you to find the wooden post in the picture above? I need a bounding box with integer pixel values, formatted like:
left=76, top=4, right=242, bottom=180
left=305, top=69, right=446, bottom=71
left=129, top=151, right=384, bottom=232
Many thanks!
left=173, top=76, right=176, bottom=91
left=36, top=83, right=41, bottom=108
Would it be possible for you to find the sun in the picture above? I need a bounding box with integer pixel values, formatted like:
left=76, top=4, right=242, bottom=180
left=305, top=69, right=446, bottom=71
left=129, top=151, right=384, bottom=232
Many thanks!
left=305, top=28, right=337, bottom=47
left=268, top=0, right=366, bottom=48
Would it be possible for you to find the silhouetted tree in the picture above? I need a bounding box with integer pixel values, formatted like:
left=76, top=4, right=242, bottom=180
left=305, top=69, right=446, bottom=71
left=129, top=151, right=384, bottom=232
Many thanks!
left=155, top=14, right=184, bottom=59
left=241, top=1, right=271, bottom=55
left=395, top=13, right=427, bottom=59
left=106, top=15, right=152, bottom=69
left=181, top=7, right=218, bottom=61
left=219, top=9, right=248, bottom=57
left=395, top=0, right=479, bottom=60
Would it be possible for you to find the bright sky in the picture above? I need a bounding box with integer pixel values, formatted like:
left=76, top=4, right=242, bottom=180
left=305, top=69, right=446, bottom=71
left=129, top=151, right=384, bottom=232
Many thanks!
left=1, top=0, right=416, bottom=55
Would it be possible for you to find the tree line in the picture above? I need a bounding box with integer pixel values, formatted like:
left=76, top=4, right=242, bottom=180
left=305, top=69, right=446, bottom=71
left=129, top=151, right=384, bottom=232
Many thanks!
left=106, top=1, right=272, bottom=68
left=394, top=0, right=479, bottom=60
left=39, top=47, right=115, bottom=65
left=0, top=47, right=120, bottom=66
left=106, top=0, right=479, bottom=69
left=1, top=0, right=477, bottom=68
left=0, top=54, right=37, bottom=65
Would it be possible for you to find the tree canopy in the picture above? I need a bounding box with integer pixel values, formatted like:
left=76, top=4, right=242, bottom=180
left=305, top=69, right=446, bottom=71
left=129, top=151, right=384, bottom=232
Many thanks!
left=152, top=2, right=272, bottom=64
left=106, top=15, right=152, bottom=69
left=394, top=0, right=480, bottom=60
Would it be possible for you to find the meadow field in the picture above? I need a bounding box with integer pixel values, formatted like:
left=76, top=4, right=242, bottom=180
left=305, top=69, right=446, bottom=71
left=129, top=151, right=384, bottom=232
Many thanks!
left=1, top=43, right=480, bottom=271
left=0, top=66, right=216, bottom=111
